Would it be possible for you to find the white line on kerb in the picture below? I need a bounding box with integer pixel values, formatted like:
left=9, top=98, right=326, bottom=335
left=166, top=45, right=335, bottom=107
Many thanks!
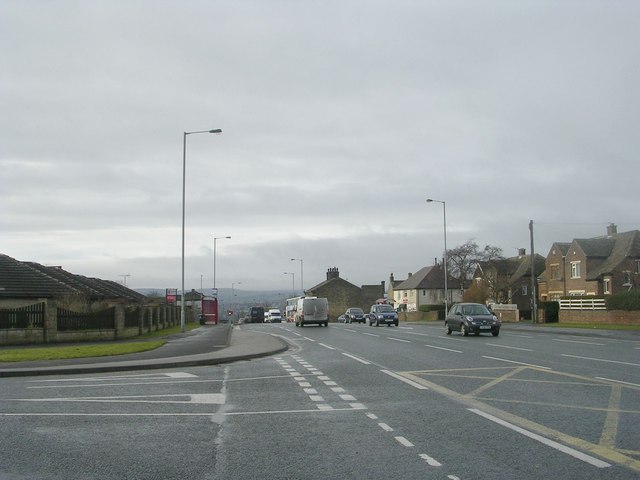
left=381, top=370, right=428, bottom=390
left=342, top=353, right=371, bottom=365
left=469, top=409, right=611, bottom=468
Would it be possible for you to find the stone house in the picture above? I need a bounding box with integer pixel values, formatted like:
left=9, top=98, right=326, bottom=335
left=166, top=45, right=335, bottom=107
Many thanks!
left=305, top=267, right=385, bottom=320
left=538, top=224, right=640, bottom=300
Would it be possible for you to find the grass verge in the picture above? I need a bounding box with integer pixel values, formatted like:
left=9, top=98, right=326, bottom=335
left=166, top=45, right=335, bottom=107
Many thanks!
left=0, top=341, right=167, bottom=363
left=0, top=322, right=204, bottom=363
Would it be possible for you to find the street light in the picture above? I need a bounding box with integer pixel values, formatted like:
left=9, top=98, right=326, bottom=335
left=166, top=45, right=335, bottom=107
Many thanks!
left=290, top=258, right=303, bottom=295
left=213, top=235, right=231, bottom=289
left=181, top=128, right=222, bottom=333
left=284, top=271, right=295, bottom=297
left=427, top=198, right=448, bottom=315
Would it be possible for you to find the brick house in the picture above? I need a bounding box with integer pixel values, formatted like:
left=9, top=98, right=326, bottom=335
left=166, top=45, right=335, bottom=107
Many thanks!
left=305, top=267, right=385, bottom=320
left=538, top=224, right=640, bottom=299
left=474, top=249, right=546, bottom=316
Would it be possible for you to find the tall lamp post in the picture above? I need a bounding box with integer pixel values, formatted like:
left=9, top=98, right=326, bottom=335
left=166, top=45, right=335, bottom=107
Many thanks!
left=213, top=235, right=231, bottom=289
left=181, top=128, right=222, bottom=333
left=427, top=198, right=448, bottom=315
left=284, top=271, right=295, bottom=297
left=290, top=258, right=304, bottom=295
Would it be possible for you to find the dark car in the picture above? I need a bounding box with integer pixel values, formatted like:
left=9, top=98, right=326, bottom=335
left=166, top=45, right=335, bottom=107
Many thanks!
left=368, top=304, right=399, bottom=327
left=445, top=303, right=501, bottom=336
left=345, top=307, right=366, bottom=324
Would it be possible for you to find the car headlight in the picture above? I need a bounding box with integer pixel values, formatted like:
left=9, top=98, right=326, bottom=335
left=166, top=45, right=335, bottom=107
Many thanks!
left=377, top=314, right=384, bottom=319
left=466, top=316, right=474, bottom=322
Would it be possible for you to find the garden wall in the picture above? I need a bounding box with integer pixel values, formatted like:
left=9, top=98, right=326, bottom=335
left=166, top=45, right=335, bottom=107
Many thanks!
left=560, top=309, right=640, bottom=325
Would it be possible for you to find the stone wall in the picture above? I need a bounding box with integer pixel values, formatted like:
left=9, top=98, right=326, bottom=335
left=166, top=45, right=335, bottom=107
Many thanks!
left=0, top=301, right=186, bottom=346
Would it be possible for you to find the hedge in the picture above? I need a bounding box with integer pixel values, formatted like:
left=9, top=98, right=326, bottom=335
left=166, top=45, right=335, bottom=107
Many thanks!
left=606, top=290, right=640, bottom=311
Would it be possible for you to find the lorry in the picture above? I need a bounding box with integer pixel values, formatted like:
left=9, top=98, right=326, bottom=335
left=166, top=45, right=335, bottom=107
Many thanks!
left=294, top=297, right=329, bottom=327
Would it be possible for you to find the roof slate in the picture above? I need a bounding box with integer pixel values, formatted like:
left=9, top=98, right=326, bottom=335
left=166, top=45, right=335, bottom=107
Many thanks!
left=0, top=254, right=144, bottom=302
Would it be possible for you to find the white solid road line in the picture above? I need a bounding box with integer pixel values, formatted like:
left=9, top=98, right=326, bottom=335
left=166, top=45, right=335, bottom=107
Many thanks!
left=342, top=353, right=371, bottom=365
left=469, top=409, right=611, bottom=468
left=482, top=356, right=551, bottom=370
left=562, top=354, right=640, bottom=367
left=387, top=337, right=411, bottom=343
left=552, top=338, right=605, bottom=346
left=486, top=343, right=533, bottom=352
left=381, top=370, right=428, bottom=390
left=424, top=344, right=462, bottom=353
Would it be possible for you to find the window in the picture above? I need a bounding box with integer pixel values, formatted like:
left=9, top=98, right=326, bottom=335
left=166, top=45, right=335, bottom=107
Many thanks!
left=603, top=278, right=611, bottom=294
left=522, top=285, right=528, bottom=295
left=571, top=261, right=581, bottom=279
left=551, top=264, right=561, bottom=280
left=623, top=271, right=632, bottom=286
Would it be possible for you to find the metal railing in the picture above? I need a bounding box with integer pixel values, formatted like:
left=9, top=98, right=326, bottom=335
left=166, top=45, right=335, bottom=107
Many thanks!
left=0, top=303, right=45, bottom=329
left=57, top=307, right=116, bottom=331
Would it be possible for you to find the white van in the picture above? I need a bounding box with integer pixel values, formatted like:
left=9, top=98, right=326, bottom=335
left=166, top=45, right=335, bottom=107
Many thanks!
left=294, top=297, right=329, bottom=327
left=266, top=308, right=282, bottom=323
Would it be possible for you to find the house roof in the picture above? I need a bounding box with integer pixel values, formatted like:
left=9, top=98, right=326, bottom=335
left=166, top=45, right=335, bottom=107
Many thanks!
left=394, top=265, right=461, bottom=290
left=552, top=242, right=572, bottom=256
left=306, top=275, right=360, bottom=294
left=583, top=230, right=640, bottom=280
left=574, top=237, right=616, bottom=258
left=476, top=254, right=545, bottom=285
left=0, top=254, right=144, bottom=302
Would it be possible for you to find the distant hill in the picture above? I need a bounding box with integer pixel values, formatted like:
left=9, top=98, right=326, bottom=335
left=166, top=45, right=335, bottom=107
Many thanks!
left=133, top=288, right=299, bottom=308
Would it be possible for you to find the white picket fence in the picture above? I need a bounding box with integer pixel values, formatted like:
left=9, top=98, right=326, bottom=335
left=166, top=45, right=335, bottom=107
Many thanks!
left=559, top=298, right=606, bottom=310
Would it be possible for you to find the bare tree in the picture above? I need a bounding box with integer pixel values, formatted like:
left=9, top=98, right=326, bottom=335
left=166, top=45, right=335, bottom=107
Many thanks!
left=447, top=239, right=504, bottom=288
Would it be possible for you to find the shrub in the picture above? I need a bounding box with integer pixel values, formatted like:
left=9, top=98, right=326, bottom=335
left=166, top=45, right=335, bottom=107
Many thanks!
left=606, top=290, right=640, bottom=311
left=539, top=301, right=559, bottom=322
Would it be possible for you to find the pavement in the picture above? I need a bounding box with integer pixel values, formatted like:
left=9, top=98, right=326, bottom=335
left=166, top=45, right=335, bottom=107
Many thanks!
left=0, top=324, right=289, bottom=378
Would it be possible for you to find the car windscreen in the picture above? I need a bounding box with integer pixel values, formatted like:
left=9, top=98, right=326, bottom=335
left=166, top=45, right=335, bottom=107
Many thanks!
left=462, top=305, right=490, bottom=315
left=377, top=305, right=395, bottom=312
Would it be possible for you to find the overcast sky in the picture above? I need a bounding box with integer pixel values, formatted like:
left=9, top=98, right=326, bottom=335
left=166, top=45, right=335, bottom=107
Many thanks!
left=2, top=1, right=639, bottom=294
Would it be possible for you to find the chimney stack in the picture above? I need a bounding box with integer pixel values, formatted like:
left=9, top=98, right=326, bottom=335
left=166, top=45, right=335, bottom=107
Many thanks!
left=326, top=267, right=340, bottom=280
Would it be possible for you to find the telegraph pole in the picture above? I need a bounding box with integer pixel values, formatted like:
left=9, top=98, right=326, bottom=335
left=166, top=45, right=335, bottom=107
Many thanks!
left=529, top=220, right=537, bottom=323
